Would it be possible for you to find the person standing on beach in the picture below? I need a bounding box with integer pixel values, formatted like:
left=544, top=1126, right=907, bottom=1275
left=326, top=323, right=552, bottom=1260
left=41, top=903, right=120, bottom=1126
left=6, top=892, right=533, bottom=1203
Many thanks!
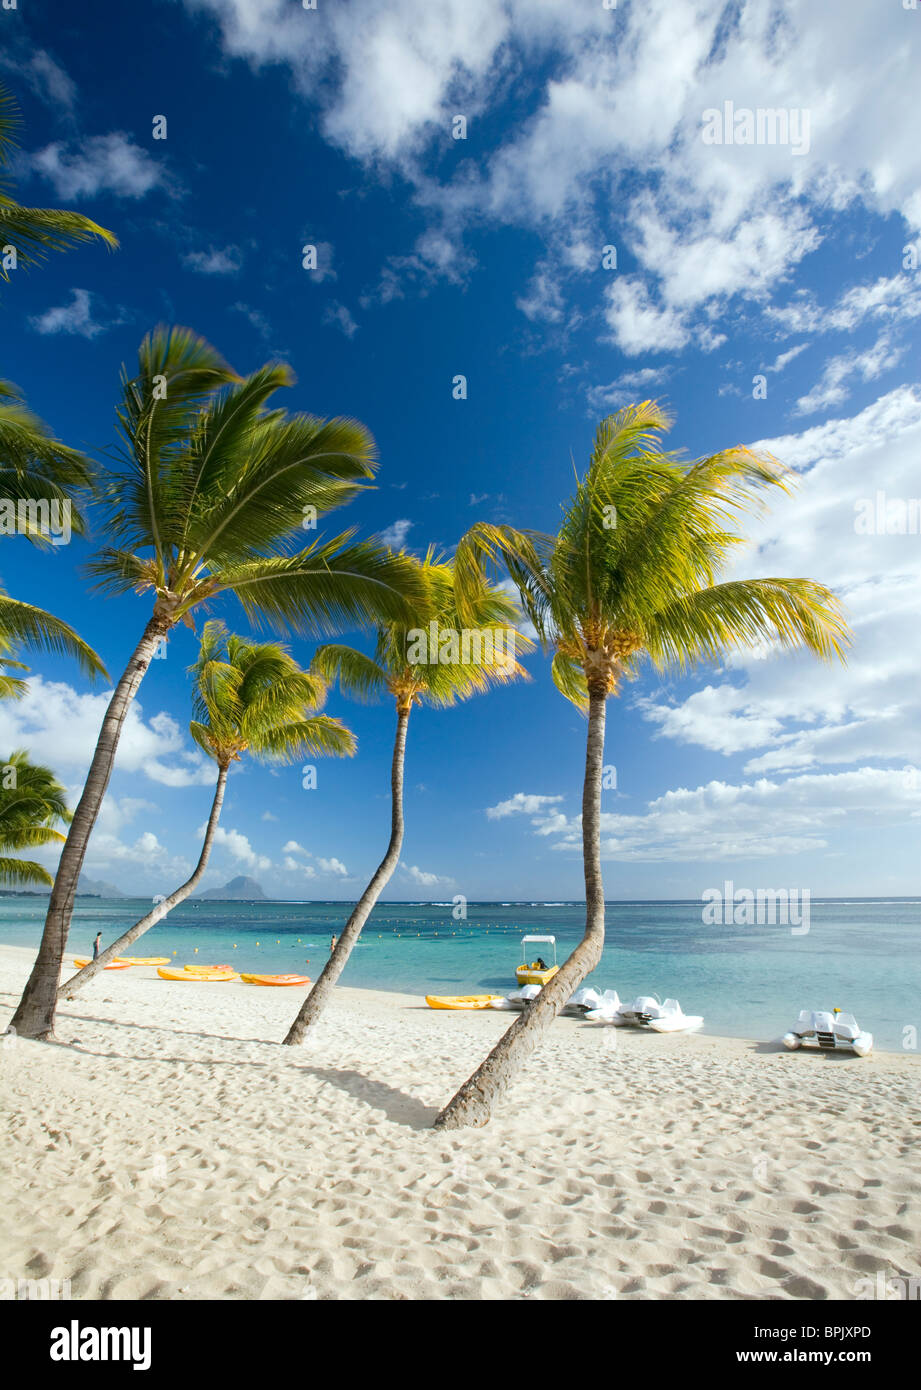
left=330, top=935, right=338, bottom=953
left=92, top=932, right=102, bottom=960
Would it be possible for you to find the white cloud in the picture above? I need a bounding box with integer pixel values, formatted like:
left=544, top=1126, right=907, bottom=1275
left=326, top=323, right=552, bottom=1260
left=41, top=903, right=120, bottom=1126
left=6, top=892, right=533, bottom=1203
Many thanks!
left=182, top=245, right=243, bottom=274
left=586, top=367, right=672, bottom=413
left=768, top=274, right=921, bottom=337
left=750, top=384, right=921, bottom=470
left=0, top=47, right=77, bottom=113
left=301, top=239, right=337, bottom=283
left=29, top=289, right=107, bottom=339
left=768, top=343, right=809, bottom=372
left=794, top=333, right=904, bottom=415
left=636, top=387, right=921, bottom=781
left=400, top=862, right=455, bottom=887
left=323, top=301, right=358, bottom=338
left=184, top=0, right=921, bottom=344
left=0, top=678, right=216, bottom=787
left=205, top=825, right=272, bottom=873
left=230, top=301, right=272, bottom=339
left=31, top=133, right=165, bottom=200
left=486, top=792, right=564, bottom=820
left=27, top=51, right=77, bottom=111
left=284, top=856, right=316, bottom=876
left=538, top=768, right=921, bottom=863
left=282, top=839, right=311, bottom=857
left=378, top=518, right=413, bottom=549
left=516, top=263, right=566, bottom=324
left=316, top=856, right=348, bottom=876
left=602, top=280, right=692, bottom=357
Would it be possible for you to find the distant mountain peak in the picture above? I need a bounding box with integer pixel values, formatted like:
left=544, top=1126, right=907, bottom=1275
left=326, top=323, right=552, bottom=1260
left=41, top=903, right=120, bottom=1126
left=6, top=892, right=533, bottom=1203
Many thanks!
left=196, top=875, right=267, bottom=901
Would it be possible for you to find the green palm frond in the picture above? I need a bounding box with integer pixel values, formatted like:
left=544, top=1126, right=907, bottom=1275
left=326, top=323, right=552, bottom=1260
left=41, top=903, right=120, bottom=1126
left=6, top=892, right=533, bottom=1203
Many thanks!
left=0, top=856, right=53, bottom=887
left=222, top=534, right=427, bottom=637
left=457, top=401, right=849, bottom=708
left=551, top=651, right=589, bottom=711
left=85, top=328, right=425, bottom=642
left=187, top=619, right=355, bottom=769
left=0, top=749, right=70, bottom=886
left=0, top=83, right=117, bottom=276
left=0, top=380, right=91, bottom=542
left=0, top=591, right=107, bottom=682
left=252, top=714, right=355, bottom=761
left=314, top=552, right=534, bottom=715
left=644, top=577, right=849, bottom=669
left=311, top=645, right=389, bottom=702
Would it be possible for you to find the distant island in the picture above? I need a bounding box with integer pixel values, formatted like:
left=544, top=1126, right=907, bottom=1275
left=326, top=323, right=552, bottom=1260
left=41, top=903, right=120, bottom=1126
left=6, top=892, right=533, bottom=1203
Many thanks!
left=0, top=874, right=126, bottom=899
left=195, top=875, right=267, bottom=901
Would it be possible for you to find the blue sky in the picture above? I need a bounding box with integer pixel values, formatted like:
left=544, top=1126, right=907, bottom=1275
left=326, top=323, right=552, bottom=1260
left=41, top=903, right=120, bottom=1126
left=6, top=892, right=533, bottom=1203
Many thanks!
left=1, top=0, right=919, bottom=900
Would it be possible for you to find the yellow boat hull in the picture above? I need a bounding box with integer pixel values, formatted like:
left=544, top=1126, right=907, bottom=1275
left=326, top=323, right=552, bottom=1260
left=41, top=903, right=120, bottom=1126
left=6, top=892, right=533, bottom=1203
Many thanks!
left=516, top=965, right=558, bottom=986
left=71, top=958, right=131, bottom=971
left=425, top=994, right=503, bottom=1010
left=240, top=973, right=311, bottom=986
left=114, top=957, right=171, bottom=966
left=157, top=967, right=239, bottom=982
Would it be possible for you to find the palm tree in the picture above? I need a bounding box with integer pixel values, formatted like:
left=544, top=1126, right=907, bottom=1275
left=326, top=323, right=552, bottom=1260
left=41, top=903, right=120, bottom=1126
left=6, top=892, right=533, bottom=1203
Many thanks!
left=0, top=82, right=117, bottom=277
left=0, top=750, right=70, bottom=887
left=1, top=379, right=107, bottom=682
left=283, top=549, right=532, bottom=1044
left=9, top=325, right=424, bottom=1040
left=59, top=620, right=356, bottom=997
left=435, top=402, right=849, bottom=1128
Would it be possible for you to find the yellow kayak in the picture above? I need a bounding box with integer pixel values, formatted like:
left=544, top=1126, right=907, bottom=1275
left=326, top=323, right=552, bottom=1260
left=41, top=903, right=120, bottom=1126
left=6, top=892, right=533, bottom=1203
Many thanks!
left=240, top=973, right=311, bottom=986
left=157, top=966, right=239, bottom=982
left=72, top=958, right=131, bottom=971
left=425, top=994, right=504, bottom=1010
left=114, top=956, right=171, bottom=966
left=183, top=964, right=234, bottom=975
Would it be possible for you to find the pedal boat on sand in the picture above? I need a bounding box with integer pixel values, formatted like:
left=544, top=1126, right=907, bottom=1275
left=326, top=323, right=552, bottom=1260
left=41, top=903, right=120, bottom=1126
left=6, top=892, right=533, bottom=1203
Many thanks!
left=585, top=992, right=703, bottom=1032
left=782, top=1008, right=872, bottom=1057
left=516, top=934, right=559, bottom=986
left=491, top=984, right=604, bottom=1015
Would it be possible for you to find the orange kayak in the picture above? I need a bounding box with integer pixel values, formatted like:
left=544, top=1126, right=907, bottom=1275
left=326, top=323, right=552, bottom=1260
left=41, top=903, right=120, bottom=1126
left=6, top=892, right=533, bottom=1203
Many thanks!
left=158, top=966, right=239, bottom=982
left=72, top=958, right=131, bottom=971
left=240, top=973, right=311, bottom=986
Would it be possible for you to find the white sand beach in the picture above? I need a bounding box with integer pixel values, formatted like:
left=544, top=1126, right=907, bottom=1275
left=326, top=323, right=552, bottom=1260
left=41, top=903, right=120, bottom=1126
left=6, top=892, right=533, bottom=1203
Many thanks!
left=2, top=942, right=919, bottom=1301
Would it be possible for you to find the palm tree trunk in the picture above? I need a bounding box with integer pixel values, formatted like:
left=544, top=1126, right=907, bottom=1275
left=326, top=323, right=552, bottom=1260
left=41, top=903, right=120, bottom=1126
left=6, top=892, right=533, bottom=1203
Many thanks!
left=8, top=617, right=169, bottom=1039
left=434, top=689, right=608, bottom=1129
left=57, top=762, right=229, bottom=999
left=283, top=705, right=409, bottom=1045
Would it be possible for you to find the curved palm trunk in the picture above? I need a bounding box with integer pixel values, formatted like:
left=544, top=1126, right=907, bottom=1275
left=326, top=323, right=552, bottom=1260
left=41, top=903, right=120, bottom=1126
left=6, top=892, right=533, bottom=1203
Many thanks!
left=57, top=763, right=229, bottom=999
left=434, top=689, right=608, bottom=1129
left=283, top=706, right=409, bottom=1045
left=8, top=617, right=170, bottom=1039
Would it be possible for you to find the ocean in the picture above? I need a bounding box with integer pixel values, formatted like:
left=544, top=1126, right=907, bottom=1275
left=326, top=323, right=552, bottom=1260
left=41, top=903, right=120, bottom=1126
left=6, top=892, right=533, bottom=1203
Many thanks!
left=1, top=895, right=919, bottom=1051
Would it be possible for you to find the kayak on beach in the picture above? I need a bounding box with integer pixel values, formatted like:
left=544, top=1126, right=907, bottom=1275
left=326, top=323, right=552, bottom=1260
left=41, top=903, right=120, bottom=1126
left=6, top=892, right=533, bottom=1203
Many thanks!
left=157, top=966, right=240, bottom=982
left=240, top=973, right=311, bottom=986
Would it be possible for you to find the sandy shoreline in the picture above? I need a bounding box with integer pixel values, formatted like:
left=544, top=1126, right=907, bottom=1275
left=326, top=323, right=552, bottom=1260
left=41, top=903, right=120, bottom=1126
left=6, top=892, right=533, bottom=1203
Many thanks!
left=2, top=942, right=919, bottom=1300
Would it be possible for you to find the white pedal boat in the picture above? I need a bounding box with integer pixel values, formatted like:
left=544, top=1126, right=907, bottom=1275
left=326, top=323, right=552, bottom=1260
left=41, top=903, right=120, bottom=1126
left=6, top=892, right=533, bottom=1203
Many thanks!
left=782, top=1009, right=872, bottom=1057
left=490, top=984, right=541, bottom=1010
left=585, top=992, right=703, bottom=1032
left=490, top=985, right=605, bottom=1015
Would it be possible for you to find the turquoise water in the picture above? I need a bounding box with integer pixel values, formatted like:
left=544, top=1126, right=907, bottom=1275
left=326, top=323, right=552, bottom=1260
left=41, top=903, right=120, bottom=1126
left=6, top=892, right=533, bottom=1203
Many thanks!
left=1, top=896, right=919, bottom=1051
